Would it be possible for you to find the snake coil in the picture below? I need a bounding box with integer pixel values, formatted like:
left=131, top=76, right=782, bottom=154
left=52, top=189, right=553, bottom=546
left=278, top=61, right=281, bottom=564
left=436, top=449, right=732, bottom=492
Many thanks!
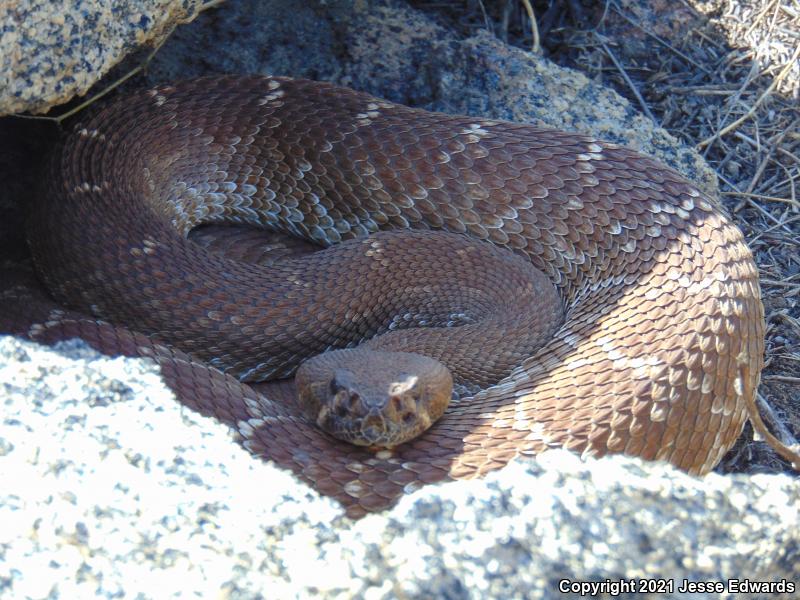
left=26, top=75, right=771, bottom=516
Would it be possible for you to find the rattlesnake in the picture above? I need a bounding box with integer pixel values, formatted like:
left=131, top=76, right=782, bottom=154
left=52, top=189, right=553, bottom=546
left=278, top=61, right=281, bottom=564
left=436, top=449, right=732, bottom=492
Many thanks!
left=24, top=75, right=772, bottom=516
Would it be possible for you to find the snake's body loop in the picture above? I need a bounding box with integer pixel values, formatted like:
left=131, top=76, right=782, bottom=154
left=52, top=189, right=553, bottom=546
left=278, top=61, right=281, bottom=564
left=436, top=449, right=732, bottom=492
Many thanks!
left=27, top=75, right=765, bottom=516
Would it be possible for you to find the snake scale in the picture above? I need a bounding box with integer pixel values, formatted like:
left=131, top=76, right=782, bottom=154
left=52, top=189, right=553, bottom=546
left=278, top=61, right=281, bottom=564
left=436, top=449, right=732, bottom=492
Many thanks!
left=25, top=75, right=765, bottom=516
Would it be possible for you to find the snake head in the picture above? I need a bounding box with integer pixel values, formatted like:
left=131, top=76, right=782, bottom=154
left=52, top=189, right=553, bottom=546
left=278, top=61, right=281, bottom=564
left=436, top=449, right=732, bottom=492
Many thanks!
left=295, top=348, right=453, bottom=447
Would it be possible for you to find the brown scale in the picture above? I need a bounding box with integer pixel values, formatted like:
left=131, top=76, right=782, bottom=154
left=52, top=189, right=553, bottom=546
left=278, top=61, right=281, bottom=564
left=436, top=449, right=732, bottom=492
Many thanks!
left=23, top=75, right=767, bottom=517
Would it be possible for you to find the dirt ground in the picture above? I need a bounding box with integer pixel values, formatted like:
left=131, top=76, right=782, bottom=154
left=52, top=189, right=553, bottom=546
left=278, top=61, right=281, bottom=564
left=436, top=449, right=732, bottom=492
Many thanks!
left=412, top=0, right=800, bottom=473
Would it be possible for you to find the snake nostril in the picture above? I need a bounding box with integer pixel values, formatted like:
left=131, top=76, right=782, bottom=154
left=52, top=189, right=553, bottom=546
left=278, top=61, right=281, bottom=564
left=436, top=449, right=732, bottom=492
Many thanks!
left=402, top=412, right=415, bottom=425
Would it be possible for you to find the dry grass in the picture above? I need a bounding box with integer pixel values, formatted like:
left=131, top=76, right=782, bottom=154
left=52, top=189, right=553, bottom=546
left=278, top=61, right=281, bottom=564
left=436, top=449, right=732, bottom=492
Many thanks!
left=413, top=0, right=800, bottom=472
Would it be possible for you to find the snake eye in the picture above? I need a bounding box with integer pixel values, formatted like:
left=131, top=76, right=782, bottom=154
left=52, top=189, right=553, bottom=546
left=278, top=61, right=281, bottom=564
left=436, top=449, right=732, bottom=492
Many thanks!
left=329, top=369, right=354, bottom=396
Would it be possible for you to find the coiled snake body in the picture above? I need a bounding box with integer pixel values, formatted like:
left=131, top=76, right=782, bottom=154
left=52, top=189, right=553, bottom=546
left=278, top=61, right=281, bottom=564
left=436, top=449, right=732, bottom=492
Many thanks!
left=27, top=75, right=764, bottom=516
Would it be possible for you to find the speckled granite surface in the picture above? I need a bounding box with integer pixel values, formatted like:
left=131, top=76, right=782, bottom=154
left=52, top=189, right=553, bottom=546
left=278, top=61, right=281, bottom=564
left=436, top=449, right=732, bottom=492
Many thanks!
left=1, top=0, right=209, bottom=114
left=2, top=335, right=797, bottom=598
